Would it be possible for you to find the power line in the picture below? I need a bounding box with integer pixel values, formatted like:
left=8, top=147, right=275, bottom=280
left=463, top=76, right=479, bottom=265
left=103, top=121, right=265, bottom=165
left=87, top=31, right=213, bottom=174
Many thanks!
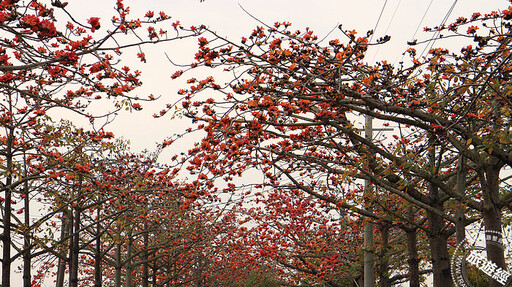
left=317, top=23, right=340, bottom=44
left=369, top=0, right=388, bottom=44
left=398, top=0, right=434, bottom=65
left=383, top=0, right=402, bottom=37
left=371, top=0, right=402, bottom=63
left=419, top=0, right=458, bottom=58
left=410, top=0, right=434, bottom=43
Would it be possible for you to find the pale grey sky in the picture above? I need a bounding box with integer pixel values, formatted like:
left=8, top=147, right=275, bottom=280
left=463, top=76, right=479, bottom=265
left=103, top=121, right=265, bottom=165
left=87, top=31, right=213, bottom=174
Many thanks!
left=73, top=0, right=507, bottom=153
left=15, top=1, right=512, bottom=285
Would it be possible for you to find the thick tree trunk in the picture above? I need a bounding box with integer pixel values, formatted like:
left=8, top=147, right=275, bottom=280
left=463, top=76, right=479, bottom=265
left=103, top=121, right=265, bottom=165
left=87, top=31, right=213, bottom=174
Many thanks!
left=406, top=228, right=420, bottom=287
left=56, top=209, right=70, bottom=287
left=427, top=209, right=452, bottom=287
left=23, top=156, right=31, bottom=287
left=69, top=175, right=82, bottom=287
left=406, top=207, right=420, bottom=287
left=114, top=243, right=122, bottom=287
left=481, top=164, right=506, bottom=287
left=126, top=229, right=133, bottom=287
left=427, top=138, right=451, bottom=287
left=2, top=129, right=14, bottom=287
left=378, top=224, right=390, bottom=287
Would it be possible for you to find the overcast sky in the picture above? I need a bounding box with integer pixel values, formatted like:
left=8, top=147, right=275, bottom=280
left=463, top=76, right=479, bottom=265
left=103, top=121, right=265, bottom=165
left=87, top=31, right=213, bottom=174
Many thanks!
left=14, top=1, right=512, bottom=285
left=64, top=0, right=509, bottom=154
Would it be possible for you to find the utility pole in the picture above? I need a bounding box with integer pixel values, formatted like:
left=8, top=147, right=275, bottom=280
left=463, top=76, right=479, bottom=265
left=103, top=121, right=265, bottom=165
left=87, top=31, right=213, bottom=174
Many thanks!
left=364, top=114, right=374, bottom=287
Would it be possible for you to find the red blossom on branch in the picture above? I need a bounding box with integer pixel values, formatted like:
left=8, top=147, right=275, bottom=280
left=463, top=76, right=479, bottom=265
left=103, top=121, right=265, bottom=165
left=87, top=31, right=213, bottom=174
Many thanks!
left=87, top=17, right=100, bottom=32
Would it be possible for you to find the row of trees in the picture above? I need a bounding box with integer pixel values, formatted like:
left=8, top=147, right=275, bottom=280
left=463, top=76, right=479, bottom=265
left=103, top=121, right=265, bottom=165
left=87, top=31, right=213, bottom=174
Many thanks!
left=0, top=1, right=297, bottom=286
left=0, top=1, right=246, bottom=286
left=170, top=1, right=512, bottom=286
left=4, top=0, right=512, bottom=286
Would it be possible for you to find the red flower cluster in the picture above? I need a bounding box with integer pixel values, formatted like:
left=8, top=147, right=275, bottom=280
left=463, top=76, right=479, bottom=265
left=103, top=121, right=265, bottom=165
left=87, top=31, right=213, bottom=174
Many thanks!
left=87, top=17, right=100, bottom=32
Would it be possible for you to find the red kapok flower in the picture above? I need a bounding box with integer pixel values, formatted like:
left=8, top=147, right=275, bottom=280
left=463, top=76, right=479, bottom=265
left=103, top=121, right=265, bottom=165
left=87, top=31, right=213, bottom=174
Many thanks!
left=88, top=17, right=100, bottom=32
left=466, top=25, right=479, bottom=35
left=38, top=19, right=57, bottom=37
left=21, top=15, right=40, bottom=29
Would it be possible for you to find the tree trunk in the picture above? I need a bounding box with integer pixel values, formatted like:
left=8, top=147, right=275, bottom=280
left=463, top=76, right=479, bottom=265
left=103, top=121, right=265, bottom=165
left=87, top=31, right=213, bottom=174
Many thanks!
left=481, top=164, right=506, bottom=287
left=143, top=220, right=149, bottom=287
left=23, top=153, right=31, bottom=287
left=56, top=209, right=70, bottom=287
left=427, top=138, right=451, bottom=287
left=69, top=175, right=83, bottom=287
left=378, top=224, right=390, bottom=287
left=455, top=154, right=466, bottom=244
left=427, top=208, right=451, bottom=286
left=94, top=197, right=102, bottom=287
left=406, top=207, right=420, bottom=287
left=115, top=243, right=122, bottom=287
left=126, top=229, right=133, bottom=287
left=2, top=128, right=14, bottom=287
left=69, top=205, right=80, bottom=287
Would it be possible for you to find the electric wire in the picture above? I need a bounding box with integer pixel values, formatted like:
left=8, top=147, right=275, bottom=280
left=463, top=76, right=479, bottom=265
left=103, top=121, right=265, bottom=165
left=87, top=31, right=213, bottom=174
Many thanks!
left=369, top=0, right=388, bottom=44
left=398, top=0, right=434, bottom=64
left=371, top=0, right=402, bottom=63
left=383, top=0, right=402, bottom=36
left=317, top=23, right=341, bottom=44
left=418, top=0, right=458, bottom=59
left=410, top=0, right=434, bottom=43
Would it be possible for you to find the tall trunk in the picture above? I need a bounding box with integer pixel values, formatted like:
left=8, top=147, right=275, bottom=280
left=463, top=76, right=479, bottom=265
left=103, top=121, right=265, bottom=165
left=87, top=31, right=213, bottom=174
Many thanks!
left=143, top=220, right=149, bottom=287
left=480, top=164, right=506, bottom=287
left=69, top=205, right=80, bottom=287
left=69, top=175, right=82, bottom=287
left=22, top=152, right=31, bottom=287
left=115, top=243, right=122, bottom=287
left=455, top=154, right=467, bottom=244
left=406, top=207, right=420, bottom=287
left=481, top=91, right=507, bottom=287
left=427, top=137, right=451, bottom=286
left=427, top=204, right=451, bottom=286
left=378, top=224, right=390, bottom=287
left=2, top=127, right=14, bottom=287
left=126, top=229, right=133, bottom=287
left=56, top=209, right=70, bottom=287
left=94, top=197, right=102, bottom=287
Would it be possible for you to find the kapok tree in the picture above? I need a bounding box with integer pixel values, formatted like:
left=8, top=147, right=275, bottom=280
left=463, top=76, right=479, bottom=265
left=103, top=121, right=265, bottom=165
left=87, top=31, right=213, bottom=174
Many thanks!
left=0, top=1, right=203, bottom=286
left=168, top=25, right=450, bottom=285
left=92, top=150, right=202, bottom=287
left=25, top=120, right=211, bottom=287
left=169, top=3, right=512, bottom=286
left=14, top=118, right=139, bottom=287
